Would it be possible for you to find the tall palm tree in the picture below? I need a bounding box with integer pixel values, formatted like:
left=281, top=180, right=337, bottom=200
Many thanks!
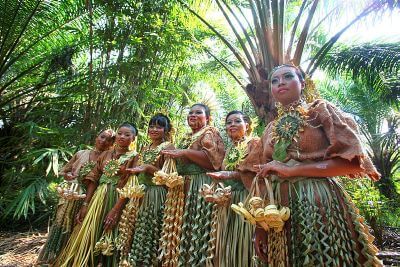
left=178, top=0, right=400, bottom=123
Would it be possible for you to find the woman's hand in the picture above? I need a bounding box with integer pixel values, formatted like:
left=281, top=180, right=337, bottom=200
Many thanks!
left=64, top=172, right=77, bottom=181
left=254, top=227, right=268, bottom=262
left=161, top=149, right=186, bottom=159
left=254, top=160, right=293, bottom=178
left=75, top=205, right=88, bottom=224
left=125, top=165, right=148, bottom=174
left=206, top=171, right=235, bottom=181
left=103, top=207, right=121, bottom=231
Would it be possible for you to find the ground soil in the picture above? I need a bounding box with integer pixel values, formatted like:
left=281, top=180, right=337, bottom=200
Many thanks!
left=0, top=227, right=399, bottom=266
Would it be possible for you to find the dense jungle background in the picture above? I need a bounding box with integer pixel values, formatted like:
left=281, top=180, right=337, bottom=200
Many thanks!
left=0, top=0, right=399, bottom=265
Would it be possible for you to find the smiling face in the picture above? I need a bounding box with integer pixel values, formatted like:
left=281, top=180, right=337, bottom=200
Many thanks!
left=116, top=126, right=136, bottom=147
left=270, top=66, right=305, bottom=106
left=187, top=105, right=209, bottom=132
left=225, top=113, right=248, bottom=142
left=95, top=130, right=114, bottom=151
left=148, top=123, right=165, bottom=143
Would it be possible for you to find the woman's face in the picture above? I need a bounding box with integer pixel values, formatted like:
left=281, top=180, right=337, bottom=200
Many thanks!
left=148, top=123, right=165, bottom=142
left=116, top=126, right=135, bottom=147
left=187, top=105, right=208, bottom=130
left=226, top=113, right=248, bottom=142
left=270, top=66, right=304, bottom=106
left=95, top=130, right=114, bottom=151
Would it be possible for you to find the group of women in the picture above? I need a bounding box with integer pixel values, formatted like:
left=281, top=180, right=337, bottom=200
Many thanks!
left=38, top=64, right=382, bottom=266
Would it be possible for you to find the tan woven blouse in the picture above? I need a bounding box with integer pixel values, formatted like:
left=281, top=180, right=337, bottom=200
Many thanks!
left=260, top=99, right=380, bottom=180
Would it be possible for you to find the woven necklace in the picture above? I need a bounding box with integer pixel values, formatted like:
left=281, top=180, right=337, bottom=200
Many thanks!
left=178, top=126, right=209, bottom=149
left=272, top=99, right=308, bottom=162
left=139, top=141, right=171, bottom=165
left=223, top=137, right=251, bottom=171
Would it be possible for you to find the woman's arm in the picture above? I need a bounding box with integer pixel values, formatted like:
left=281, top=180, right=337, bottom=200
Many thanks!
left=256, top=157, right=363, bottom=178
left=207, top=171, right=240, bottom=180
left=76, top=180, right=97, bottom=224
left=162, top=149, right=214, bottom=170
left=104, top=197, right=128, bottom=231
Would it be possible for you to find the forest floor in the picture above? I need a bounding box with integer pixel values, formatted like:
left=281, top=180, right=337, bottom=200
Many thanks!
left=0, top=228, right=399, bottom=266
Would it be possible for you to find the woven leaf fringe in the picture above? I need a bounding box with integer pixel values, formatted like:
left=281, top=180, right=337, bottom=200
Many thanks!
left=159, top=184, right=185, bottom=267
left=217, top=189, right=255, bottom=267
left=178, top=174, right=213, bottom=266
left=128, top=186, right=166, bottom=266
left=56, top=184, right=117, bottom=267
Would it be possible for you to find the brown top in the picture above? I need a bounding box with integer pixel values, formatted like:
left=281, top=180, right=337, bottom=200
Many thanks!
left=189, top=126, right=225, bottom=170
left=59, top=150, right=91, bottom=177
left=84, top=149, right=138, bottom=188
left=260, top=99, right=380, bottom=181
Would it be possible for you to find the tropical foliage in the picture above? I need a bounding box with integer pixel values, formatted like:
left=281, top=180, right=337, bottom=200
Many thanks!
left=178, top=0, right=400, bottom=123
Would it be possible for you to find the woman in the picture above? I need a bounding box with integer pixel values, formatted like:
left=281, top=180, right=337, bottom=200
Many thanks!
left=162, top=103, right=225, bottom=266
left=124, top=114, right=174, bottom=265
left=37, top=129, right=115, bottom=265
left=207, top=110, right=260, bottom=267
left=254, top=64, right=382, bottom=266
left=57, top=123, right=138, bottom=267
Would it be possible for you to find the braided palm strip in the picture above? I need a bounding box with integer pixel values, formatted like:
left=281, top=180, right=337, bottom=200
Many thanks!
left=40, top=199, right=82, bottom=263
left=179, top=174, right=213, bottom=266
left=326, top=181, right=355, bottom=266
left=159, top=188, right=174, bottom=264
left=178, top=179, right=197, bottom=266
left=295, top=185, right=316, bottom=266
left=339, top=189, right=382, bottom=266
left=206, top=204, right=220, bottom=266
left=188, top=191, right=213, bottom=265
left=217, top=189, right=255, bottom=267
left=289, top=186, right=300, bottom=266
left=129, top=203, right=158, bottom=265
left=117, top=198, right=141, bottom=264
left=128, top=186, right=166, bottom=266
left=309, top=196, right=325, bottom=265
left=160, top=186, right=184, bottom=267
left=266, top=229, right=287, bottom=266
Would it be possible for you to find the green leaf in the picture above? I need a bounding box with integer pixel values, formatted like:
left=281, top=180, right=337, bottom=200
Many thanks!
left=272, top=139, right=290, bottom=162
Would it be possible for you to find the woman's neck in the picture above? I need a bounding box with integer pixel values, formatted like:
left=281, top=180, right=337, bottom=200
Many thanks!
left=150, top=139, right=163, bottom=148
left=232, top=136, right=246, bottom=146
left=115, top=143, right=129, bottom=154
left=191, top=125, right=206, bottom=134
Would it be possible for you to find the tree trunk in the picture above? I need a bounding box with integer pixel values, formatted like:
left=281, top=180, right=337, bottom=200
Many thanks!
left=244, top=79, right=276, bottom=125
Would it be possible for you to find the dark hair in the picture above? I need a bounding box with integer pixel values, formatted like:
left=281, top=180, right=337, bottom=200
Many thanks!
left=148, top=113, right=172, bottom=142
left=149, top=114, right=171, bottom=131
left=118, top=122, right=138, bottom=136
left=225, top=110, right=252, bottom=136
left=98, top=129, right=116, bottom=141
left=269, top=64, right=305, bottom=82
left=190, top=103, right=211, bottom=118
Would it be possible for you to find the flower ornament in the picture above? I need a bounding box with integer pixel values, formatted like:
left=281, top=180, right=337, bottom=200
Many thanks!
left=103, top=159, right=121, bottom=177
left=272, top=100, right=308, bottom=162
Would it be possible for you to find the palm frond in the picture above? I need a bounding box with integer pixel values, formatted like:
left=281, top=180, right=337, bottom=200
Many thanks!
left=319, top=42, right=400, bottom=105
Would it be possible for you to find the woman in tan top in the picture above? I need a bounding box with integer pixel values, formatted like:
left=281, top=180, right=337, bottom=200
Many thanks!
left=254, top=64, right=382, bottom=266
left=57, top=123, right=138, bottom=267
left=207, top=110, right=260, bottom=267
left=37, top=129, right=115, bottom=265
left=162, top=103, right=225, bottom=266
